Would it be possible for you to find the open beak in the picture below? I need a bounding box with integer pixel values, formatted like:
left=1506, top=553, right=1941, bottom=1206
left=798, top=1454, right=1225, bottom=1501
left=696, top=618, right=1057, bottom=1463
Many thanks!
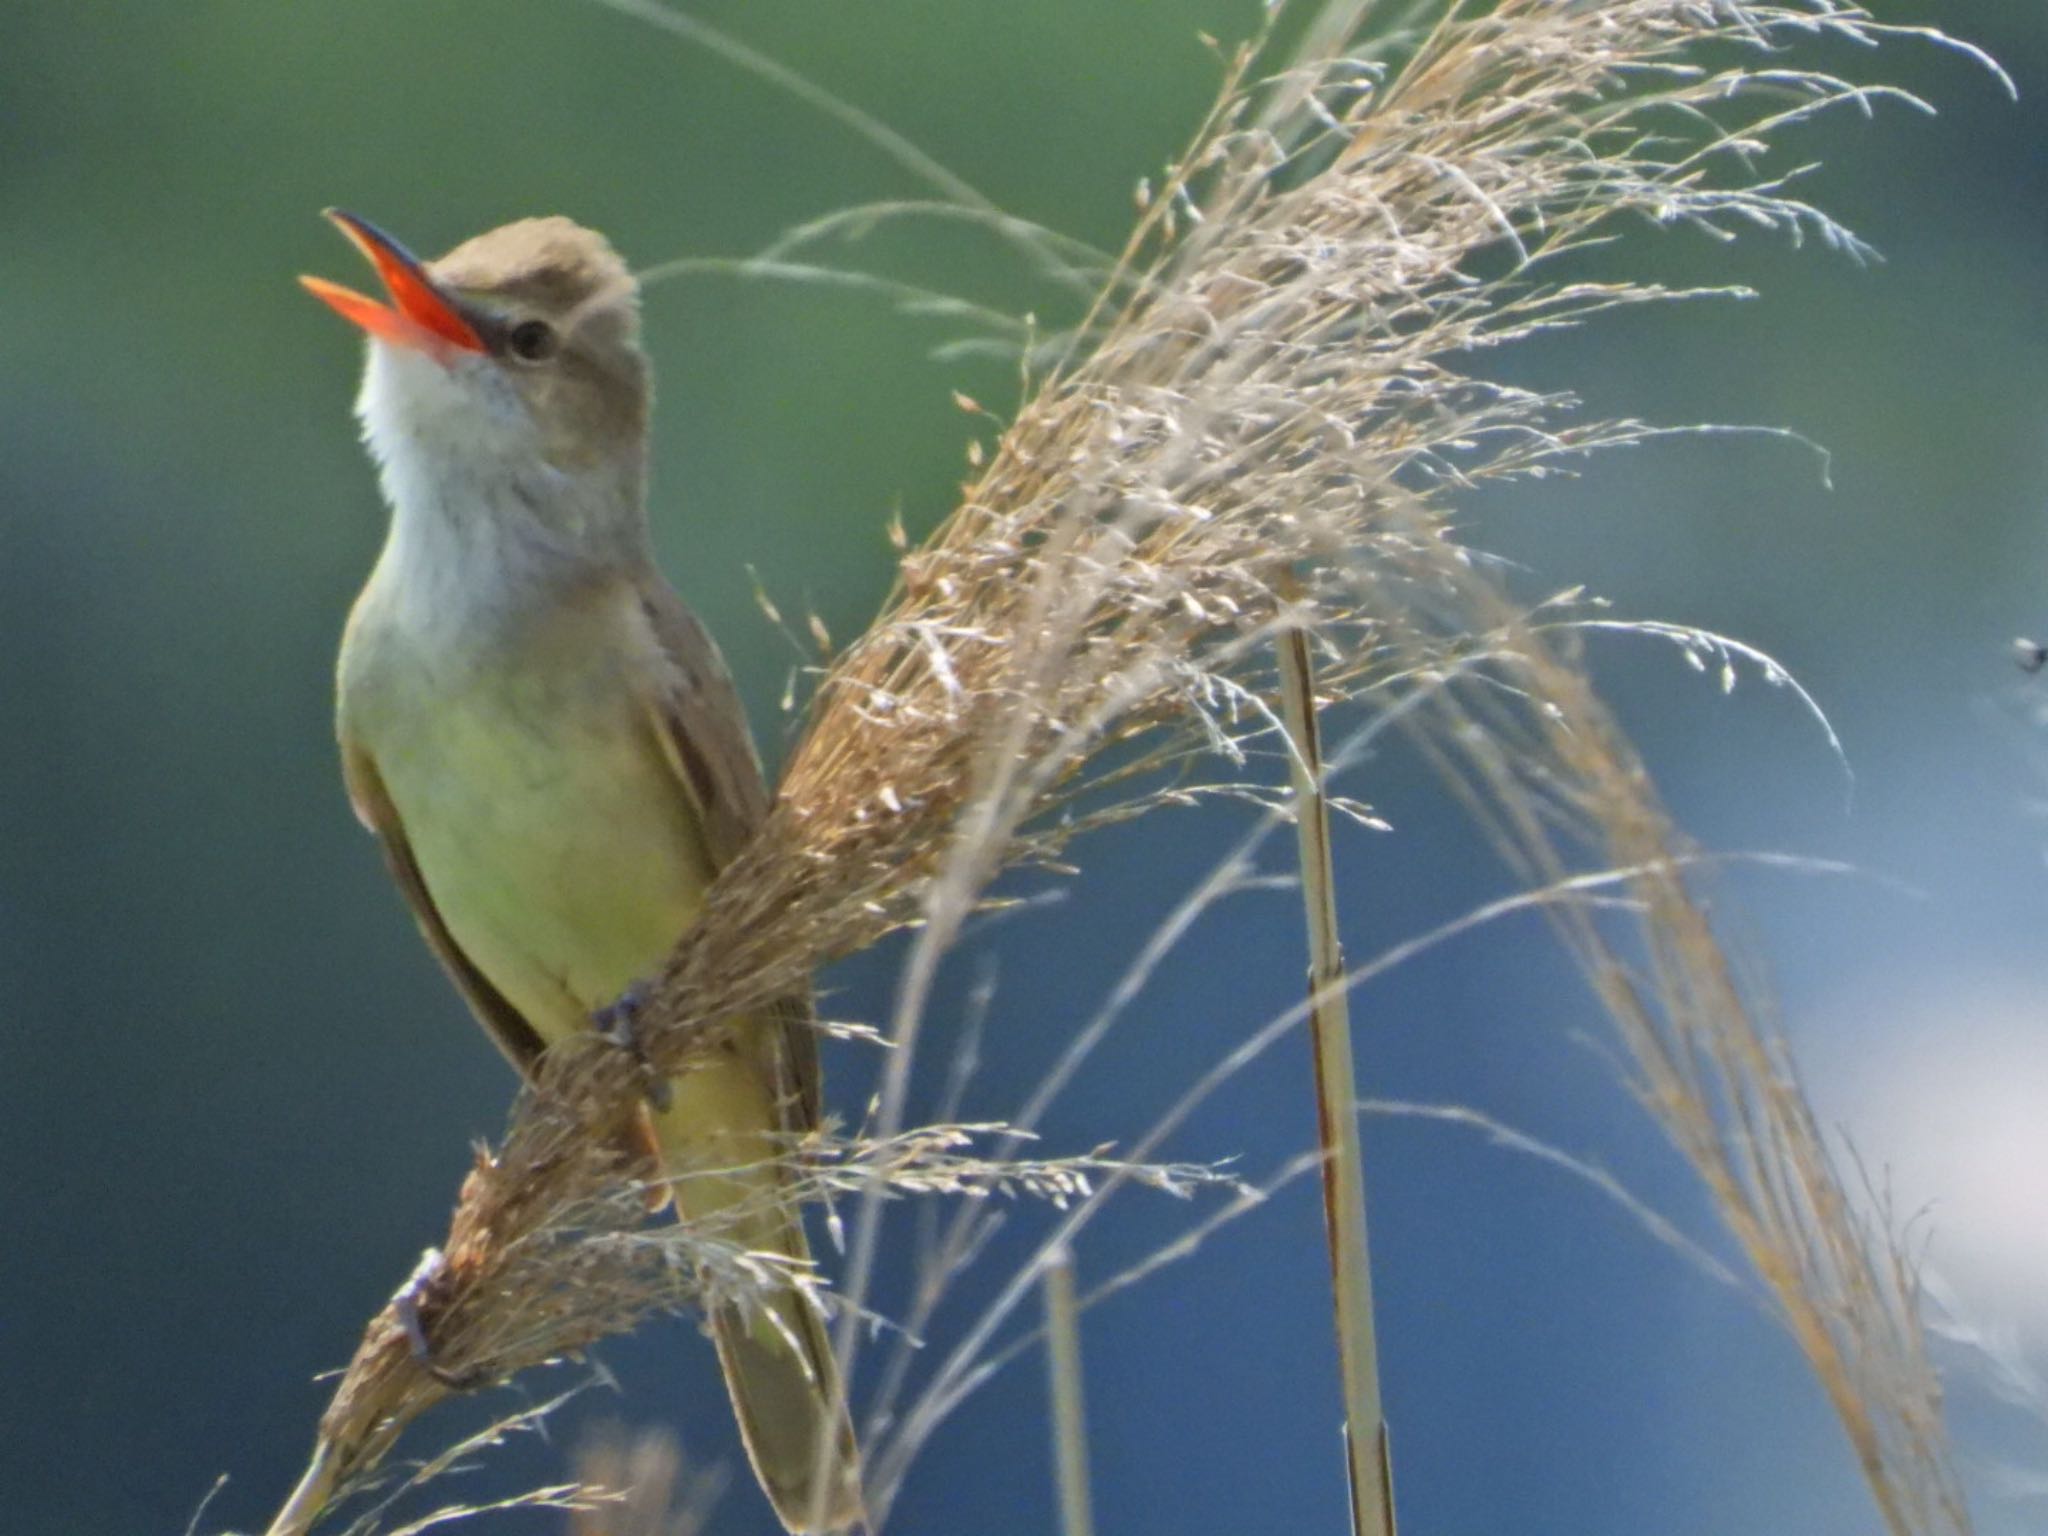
left=300, top=209, right=485, bottom=355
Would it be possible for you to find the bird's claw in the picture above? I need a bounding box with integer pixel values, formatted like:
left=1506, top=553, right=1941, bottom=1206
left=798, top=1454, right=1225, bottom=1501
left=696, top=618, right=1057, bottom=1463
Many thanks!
left=391, top=1248, right=488, bottom=1391
left=593, top=979, right=672, bottom=1111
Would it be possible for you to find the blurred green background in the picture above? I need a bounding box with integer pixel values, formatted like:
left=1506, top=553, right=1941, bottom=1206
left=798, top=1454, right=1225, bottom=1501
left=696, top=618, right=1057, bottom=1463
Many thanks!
left=6, top=3, right=2048, bottom=1533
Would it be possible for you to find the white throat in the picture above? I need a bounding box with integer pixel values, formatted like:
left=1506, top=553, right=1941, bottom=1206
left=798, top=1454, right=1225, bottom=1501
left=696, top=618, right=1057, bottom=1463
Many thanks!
left=354, top=341, right=646, bottom=641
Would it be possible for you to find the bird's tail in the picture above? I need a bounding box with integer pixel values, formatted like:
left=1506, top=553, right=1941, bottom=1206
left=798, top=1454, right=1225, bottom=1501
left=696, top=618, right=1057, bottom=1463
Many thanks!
left=708, top=1252, right=863, bottom=1533
left=648, top=1052, right=864, bottom=1534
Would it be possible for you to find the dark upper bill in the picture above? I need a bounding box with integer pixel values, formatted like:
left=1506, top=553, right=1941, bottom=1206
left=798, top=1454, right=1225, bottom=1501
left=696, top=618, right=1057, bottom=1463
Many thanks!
left=300, top=209, right=485, bottom=355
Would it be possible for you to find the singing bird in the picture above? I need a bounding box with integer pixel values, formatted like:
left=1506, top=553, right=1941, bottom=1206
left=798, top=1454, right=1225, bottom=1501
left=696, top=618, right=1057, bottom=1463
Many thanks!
left=303, top=210, right=862, bottom=1533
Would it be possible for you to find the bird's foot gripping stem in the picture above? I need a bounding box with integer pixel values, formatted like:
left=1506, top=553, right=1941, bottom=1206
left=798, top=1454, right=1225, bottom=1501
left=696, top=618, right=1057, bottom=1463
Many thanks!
left=593, top=979, right=673, bottom=1111
left=391, top=1248, right=488, bottom=1391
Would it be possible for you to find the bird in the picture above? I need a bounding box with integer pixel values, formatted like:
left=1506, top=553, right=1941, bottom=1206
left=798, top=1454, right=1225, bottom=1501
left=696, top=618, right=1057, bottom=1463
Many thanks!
left=302, top=209, right=862, bottom=1533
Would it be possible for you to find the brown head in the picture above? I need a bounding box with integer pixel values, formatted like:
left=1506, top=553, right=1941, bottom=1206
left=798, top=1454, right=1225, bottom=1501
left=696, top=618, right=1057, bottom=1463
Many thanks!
left=429, top=215, right=649, bottom=464
left=303, top=212, right=655, bottom=554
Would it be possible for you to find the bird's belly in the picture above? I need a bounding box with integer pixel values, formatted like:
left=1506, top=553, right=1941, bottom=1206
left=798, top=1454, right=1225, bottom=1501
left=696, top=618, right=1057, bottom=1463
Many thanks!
left=374, top=678, right=716, bottom=1042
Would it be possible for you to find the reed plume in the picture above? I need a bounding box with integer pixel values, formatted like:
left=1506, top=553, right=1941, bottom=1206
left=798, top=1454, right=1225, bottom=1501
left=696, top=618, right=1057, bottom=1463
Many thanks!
left=260, top=3, right=1998, bottom=1532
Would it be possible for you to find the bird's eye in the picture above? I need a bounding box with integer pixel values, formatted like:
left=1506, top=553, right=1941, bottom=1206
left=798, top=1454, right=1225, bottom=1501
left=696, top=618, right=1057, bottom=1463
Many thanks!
left=507, top=319, right=557, bottom=362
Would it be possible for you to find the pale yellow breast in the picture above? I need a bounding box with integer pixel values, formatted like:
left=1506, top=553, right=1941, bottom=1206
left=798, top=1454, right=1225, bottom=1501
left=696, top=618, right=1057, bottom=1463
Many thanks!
left=345, top=593, right=716, bottom=1043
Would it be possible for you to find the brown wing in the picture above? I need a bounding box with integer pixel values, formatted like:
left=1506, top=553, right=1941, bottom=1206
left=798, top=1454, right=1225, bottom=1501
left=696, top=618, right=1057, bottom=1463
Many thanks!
left=634, top=579, right=822, bottom=1130
left=341, top=736, right=549, bottom=1077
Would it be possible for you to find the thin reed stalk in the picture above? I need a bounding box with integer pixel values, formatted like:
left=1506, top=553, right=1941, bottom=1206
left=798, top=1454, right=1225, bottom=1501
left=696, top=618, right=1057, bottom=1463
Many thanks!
left=1042, top=1246, right=1096, bottom=1536
left=1278, top=616, right=1395, bottom=1536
